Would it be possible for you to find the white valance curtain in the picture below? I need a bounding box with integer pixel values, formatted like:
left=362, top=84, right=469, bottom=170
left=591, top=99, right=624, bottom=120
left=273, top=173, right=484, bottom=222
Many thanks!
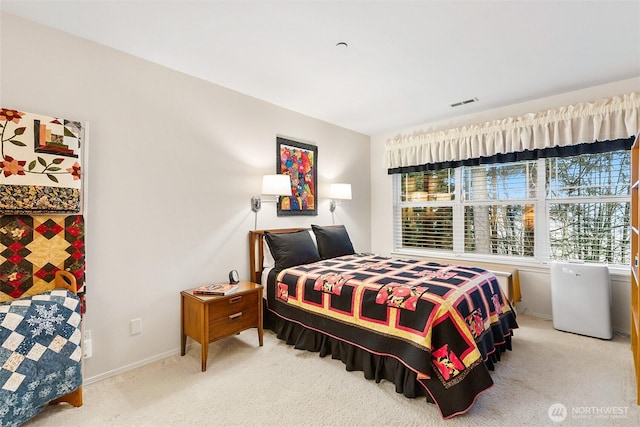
left=385, top=92, right=640, bottom=171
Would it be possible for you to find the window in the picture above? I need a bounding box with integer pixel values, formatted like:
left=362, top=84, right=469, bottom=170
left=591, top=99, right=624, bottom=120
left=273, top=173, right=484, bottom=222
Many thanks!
left=398, top=170, right=454, bottom=250
left=546, top=151, right=630, bottom=264
left=462, top=162, right=537, bottom=257
left=393, top=150, right=630, bottom=266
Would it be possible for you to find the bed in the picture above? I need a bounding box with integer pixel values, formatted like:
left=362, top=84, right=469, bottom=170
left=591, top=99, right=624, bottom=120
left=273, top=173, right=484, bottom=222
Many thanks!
left=249, top=226, right=518, bottom=419
left=0, top=270, right=83, bottom=427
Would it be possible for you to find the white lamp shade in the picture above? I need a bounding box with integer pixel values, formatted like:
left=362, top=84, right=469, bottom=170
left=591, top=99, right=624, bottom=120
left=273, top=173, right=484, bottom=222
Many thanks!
left=329, top=183, right=352, bottom=200
left=261, top=174, right=292, bottom=196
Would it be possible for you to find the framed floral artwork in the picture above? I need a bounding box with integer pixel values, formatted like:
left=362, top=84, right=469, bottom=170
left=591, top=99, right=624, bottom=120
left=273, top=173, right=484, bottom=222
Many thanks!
left=276, top=137, right=317, bottom=216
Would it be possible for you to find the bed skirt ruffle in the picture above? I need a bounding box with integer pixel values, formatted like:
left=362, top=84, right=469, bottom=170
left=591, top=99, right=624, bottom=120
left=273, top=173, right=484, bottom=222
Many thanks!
left=265, top=307, right=514, bottom=405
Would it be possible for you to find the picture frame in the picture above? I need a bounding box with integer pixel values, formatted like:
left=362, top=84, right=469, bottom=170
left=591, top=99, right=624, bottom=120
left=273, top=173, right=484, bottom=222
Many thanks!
left=276, top=136, right=317, bottom=216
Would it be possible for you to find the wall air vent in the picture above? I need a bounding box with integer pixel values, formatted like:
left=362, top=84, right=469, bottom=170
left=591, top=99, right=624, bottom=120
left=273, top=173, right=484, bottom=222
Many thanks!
left=450, top=97, right=479, bottom=107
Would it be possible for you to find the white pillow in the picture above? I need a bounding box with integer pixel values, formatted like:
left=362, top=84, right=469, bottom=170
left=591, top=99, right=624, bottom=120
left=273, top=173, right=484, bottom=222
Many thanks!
left=263, top=240, right=275, bottom=268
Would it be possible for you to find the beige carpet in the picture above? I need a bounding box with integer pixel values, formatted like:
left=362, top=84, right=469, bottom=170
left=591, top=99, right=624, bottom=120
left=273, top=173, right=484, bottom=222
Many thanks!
left=24, top=315, right=640, bottom=426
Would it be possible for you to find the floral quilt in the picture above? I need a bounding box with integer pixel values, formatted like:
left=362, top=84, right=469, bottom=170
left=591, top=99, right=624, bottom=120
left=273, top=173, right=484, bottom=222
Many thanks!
left=0, top=107, right=83, bottom=214
left=0, top=289, right=82, bottom=426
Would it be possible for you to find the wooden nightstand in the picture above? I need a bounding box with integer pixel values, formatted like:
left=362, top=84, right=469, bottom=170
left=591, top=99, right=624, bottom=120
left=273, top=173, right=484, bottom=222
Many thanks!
left=180, top=281, right=263, bottom=371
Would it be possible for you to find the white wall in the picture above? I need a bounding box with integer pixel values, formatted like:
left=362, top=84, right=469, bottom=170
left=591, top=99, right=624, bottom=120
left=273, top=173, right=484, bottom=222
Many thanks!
left=0, top=13, right=371, bottom=381
left=370, top=77, right=640, bottom=335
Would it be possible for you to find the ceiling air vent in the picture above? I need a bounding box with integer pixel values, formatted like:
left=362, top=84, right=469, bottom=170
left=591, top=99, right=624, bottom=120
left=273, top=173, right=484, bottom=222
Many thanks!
left=451, top=97, right=479, bottom=108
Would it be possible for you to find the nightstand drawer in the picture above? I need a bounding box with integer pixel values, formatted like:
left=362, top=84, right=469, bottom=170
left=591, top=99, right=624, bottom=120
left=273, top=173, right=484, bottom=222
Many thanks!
left=209, top=306, right=258, bottom=340
left=207, top=292, right=258, bottom=320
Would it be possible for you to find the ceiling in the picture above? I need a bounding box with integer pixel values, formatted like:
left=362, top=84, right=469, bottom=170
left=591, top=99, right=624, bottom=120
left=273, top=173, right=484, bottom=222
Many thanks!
left=2, top=1, right=639, bottom=136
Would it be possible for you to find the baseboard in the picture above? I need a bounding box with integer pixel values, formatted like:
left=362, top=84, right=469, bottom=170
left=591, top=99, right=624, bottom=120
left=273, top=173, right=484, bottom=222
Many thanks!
left=516, top=306, right=630, bottom=337
left=83, top=347, right=181, bottom=385
left=513, top=304, right=551, bottom=321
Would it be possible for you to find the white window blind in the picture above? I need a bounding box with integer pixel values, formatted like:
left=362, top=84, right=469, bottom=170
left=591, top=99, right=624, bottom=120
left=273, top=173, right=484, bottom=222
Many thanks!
left=396, top=170, right=455, bottom=250
left=463, top=162, right=537, bottom=257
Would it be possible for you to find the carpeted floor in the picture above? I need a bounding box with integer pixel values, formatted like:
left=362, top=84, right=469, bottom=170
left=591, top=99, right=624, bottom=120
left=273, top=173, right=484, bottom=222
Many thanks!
left=24, top=315, right=640, bottom=426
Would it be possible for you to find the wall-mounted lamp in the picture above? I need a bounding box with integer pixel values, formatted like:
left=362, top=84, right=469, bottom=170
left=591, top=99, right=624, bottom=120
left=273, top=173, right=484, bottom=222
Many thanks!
left=329, top=183, right=352, bottom=212
left=251, top=174, right=292, bottom=228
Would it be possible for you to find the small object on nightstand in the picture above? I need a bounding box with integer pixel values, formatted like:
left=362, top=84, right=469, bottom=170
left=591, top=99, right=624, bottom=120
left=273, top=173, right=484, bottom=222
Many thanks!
left=193, top=283, right=238, bottom=296
left=229, top=269, right=239, bottom=284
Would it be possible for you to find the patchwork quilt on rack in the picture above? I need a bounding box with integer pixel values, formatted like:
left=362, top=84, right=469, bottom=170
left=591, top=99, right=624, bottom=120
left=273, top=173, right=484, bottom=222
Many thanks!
left=0, top=214, right=86, bottom=312
left=0, top=289, right=82, bottom=427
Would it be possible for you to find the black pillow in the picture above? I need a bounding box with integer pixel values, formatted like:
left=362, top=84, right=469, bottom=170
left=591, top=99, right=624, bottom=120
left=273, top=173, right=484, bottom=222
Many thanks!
left=311, top=224, right=355, bottom=260
left=264, top=230, right=320, bottom=270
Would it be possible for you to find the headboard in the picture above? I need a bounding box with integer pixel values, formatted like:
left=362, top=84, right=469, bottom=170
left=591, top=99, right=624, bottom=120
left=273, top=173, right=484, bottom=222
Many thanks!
left=248, top=228, right=308, bottom=284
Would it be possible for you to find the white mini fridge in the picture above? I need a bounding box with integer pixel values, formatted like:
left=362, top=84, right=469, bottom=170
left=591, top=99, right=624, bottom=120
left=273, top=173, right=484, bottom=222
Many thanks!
left=550, top=262, right=612, bottom=340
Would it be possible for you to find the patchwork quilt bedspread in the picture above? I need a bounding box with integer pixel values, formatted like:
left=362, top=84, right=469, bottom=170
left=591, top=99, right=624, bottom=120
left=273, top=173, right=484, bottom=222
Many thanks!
left=267, top=254, right=518, bottom=418
left=0, top=289, right=82, bottom=427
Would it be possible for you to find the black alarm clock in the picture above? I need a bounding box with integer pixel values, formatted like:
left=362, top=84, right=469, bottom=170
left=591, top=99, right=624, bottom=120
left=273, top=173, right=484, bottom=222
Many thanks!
left=229, top=270, right=239, bottom=284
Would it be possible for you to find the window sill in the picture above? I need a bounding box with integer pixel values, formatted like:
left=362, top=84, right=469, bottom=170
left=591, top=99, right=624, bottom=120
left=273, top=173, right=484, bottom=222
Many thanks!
left=390, top=249, right=630, bottom=280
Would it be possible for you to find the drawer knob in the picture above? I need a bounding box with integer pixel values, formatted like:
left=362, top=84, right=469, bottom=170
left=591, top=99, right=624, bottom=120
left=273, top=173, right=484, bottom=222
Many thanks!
left=229, top=312, right=242, bottom=321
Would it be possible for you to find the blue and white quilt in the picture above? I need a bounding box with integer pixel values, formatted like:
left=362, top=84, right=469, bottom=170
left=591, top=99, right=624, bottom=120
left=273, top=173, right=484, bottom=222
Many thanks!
left=0, top=289, right=82, bottom=427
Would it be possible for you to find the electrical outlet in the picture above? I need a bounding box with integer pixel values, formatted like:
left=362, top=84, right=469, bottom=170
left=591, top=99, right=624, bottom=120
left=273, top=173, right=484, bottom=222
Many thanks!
left=130, top=318, right=142, bottom=335
left=84, top=330, right=93, bottom=358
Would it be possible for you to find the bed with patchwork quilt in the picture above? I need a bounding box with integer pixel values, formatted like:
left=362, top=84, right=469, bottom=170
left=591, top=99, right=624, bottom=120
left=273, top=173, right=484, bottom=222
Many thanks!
left=0, top=271, right=82, bottom=427
left=249, top=226, right=518, bottom=419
